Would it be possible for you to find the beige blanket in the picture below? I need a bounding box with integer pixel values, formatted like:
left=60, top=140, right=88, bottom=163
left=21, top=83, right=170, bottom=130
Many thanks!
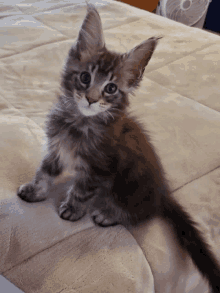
left=1, top=1, right=220, bottom=292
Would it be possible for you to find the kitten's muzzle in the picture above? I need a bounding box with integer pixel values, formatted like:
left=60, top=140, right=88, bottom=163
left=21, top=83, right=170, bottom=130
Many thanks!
left=86, top=95, right=97, bottom=105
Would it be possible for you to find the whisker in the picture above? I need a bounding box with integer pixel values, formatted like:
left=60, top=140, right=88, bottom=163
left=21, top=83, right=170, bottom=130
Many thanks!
left=101, top=112, right=108, bottom=124
left=110, top=108, right=123, bottom=116
left=111, top=108, right=123, bottom=112
left=106, top=110, right=114, bottom=120
left=75, top=93, right=81, bottom=100
left=64, top=101, right=71, bottom=109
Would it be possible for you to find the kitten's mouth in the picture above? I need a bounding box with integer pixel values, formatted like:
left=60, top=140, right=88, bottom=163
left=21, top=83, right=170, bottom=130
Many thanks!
left=77, top=96, right=110, bottom=117
left=77, top=99, right=98, bottom=117
left=84, top=101, right=95, bottom=110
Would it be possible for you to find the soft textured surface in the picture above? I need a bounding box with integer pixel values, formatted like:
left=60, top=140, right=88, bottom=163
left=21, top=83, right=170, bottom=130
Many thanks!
left=1, top=1, right=220, bottom=292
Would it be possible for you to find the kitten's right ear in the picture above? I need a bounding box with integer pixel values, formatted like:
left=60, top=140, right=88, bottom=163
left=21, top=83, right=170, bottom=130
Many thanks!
left=76, top=4, right=105, bottom=61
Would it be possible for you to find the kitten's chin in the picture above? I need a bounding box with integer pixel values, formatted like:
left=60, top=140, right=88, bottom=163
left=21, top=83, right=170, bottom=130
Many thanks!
left=78, top=104, right=98, bottom=117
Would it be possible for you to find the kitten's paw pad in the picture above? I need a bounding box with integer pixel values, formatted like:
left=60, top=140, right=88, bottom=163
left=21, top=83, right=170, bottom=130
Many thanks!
left=91, top=210, right=117, bottom=227
left=59, top=203, right=86, bottom=222
left=17, top=183, right=46, bottom=202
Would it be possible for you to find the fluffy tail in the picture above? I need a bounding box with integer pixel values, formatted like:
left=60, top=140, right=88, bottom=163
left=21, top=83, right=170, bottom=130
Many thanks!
left=161, top=194, right=220, bottom=292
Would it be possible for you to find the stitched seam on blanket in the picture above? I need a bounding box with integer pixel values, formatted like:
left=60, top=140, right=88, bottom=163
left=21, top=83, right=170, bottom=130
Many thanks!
left=126, top=229, right=154, bottom=268
left=14, top=3, right=24, bottom=15
left=0, top=92, right=46, bottom=132
left=13, top=3, right=82, bottom=18
left=95, top=16, right=141, bottom=32
left=33, top=16, right=73, bottom=38
left=0, top=36, right=68, bottom=59
left=146, top=42, right=217, bottom=74
left=30, top=3, right=79, bottom=15
left=172, top=164, right=220, bottom=194
left=33, top=15, right=141, bottom=39
left=136, top=74, right=220, bottom=191
left=144, top=70, right=220, bottom=115
left=2, top=225, right=93, bottom=275
left=0, top=93, right=26, bottom=117
left=141, top=77, right=220, bottom=190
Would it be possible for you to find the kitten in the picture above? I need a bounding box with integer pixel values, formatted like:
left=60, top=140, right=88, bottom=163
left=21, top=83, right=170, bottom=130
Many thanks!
left=17, top=4, right=220, bottom=291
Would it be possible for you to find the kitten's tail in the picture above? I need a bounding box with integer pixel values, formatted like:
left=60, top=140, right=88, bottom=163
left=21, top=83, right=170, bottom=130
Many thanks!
left=161, top=194, right=220, bottom=292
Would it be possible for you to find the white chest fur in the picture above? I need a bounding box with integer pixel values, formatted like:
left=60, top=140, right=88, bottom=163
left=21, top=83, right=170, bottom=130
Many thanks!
left=50, top=136, right=81, bottom=184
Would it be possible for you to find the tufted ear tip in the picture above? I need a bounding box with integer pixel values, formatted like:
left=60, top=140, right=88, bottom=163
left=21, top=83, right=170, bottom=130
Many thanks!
left=145, top=35, right=163, bottom=50
left=121, top=36, right=162, bottom=90
left=86, top=2, right=97, bottom=12
left=155, top=35, right=164, bottom=41
left=76, top=2, right=105, bottom=61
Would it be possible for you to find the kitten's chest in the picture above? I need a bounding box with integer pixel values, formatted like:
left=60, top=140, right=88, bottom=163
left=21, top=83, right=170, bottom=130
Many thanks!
left=50, top=135, right=82, bottom=180
left=58, top=144, right=78, bottom=173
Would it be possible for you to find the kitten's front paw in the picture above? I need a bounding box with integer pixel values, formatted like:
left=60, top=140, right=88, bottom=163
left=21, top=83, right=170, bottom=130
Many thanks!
left=91, top=210, right=118, bottom=227
left=59, top=202, right=86, bottom=222
left=17, top=183, right=47, bottom=202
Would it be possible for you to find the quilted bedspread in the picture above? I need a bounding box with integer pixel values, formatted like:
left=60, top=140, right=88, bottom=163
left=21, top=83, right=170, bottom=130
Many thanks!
left=1, top=1, right=220, bottom=292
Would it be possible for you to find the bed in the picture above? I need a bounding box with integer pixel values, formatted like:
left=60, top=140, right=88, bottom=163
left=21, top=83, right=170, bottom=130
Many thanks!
left=1, top=0, right=220, bottom=292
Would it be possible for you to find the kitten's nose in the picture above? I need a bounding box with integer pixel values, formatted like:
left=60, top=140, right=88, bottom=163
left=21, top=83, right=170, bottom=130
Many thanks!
left=86, top=96, right=96, bottom=105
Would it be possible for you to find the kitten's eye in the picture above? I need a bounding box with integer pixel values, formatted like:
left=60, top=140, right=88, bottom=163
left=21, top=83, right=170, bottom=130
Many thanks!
left=80, top=72, right=91, bottom=84
left=104, top=83, right=117, bottom=94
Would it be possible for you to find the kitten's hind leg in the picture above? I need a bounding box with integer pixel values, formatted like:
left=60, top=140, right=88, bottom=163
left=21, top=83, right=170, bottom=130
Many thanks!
left=89, top=190, right=130, bottom=227
left=91, top=208, right=118, bottom=227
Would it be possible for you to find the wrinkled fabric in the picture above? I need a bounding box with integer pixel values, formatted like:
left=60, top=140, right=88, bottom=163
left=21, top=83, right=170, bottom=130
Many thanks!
left=0, top=1, right=220, bottom=292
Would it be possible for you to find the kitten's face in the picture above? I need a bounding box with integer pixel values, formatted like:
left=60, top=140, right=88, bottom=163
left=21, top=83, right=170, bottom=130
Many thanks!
left=63, top=49, right=128, bottom=119
left=61, top=4, right=160, bottom=121
left=75, top=65, right=118, bottom=117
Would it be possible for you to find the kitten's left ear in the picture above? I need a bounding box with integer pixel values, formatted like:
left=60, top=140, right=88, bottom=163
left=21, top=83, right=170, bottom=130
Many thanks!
left=76, top=4, right=105, bottom=61
left=123, top=36, right=162, bottom=89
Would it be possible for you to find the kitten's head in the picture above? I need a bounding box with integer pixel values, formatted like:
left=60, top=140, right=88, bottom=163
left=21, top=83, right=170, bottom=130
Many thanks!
left=61, top=4, right=160, bottom=122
